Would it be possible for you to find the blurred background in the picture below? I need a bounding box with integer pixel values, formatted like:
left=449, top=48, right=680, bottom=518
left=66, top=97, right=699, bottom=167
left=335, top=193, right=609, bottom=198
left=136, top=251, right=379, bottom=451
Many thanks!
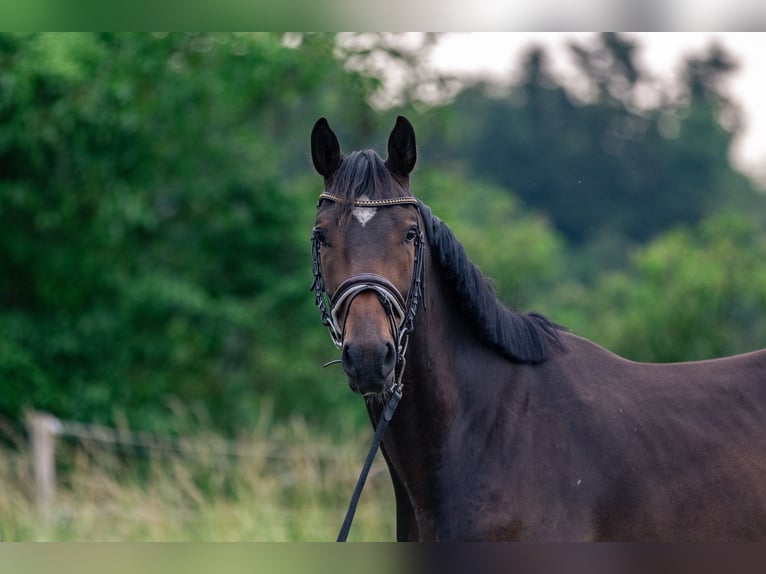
left=1, top=32, right=765, bottom=540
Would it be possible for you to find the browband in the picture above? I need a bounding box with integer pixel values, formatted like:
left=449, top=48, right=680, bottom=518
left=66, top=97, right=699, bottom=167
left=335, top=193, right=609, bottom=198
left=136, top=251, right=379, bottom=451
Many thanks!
left=318, top=192, right=419, bottom=208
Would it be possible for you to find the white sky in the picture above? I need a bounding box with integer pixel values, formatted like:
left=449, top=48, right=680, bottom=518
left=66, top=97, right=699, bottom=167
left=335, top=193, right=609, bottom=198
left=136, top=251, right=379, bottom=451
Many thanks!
left=427, top=33, right=766, bottom=186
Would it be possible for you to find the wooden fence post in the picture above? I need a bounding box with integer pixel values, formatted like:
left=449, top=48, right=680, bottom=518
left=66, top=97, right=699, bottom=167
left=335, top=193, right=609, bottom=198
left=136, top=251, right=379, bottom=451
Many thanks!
left=25, top=411, right=61, bottom=531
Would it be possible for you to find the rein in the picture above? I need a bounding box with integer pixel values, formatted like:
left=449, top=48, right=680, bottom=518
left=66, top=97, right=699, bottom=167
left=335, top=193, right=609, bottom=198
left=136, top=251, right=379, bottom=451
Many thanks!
left=311, top=192, right=425, bottom=541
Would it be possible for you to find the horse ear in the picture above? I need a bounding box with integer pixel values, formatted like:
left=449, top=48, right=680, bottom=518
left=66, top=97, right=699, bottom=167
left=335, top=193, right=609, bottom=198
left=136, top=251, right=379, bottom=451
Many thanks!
left=386, top=115, right=417, bottom=177
left=311, top=117, right=342, bottom=178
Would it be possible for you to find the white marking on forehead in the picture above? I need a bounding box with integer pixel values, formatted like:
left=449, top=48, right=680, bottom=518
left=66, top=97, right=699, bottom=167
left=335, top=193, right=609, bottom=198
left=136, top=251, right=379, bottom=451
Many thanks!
left=352, top=195, right=377, bottom=227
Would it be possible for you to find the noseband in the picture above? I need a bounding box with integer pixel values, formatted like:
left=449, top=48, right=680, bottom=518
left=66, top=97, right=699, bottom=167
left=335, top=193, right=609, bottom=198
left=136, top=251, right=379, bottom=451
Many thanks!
left=330, top=273, right=407, bottom=347
left=311, top=192, right=425, bottom=386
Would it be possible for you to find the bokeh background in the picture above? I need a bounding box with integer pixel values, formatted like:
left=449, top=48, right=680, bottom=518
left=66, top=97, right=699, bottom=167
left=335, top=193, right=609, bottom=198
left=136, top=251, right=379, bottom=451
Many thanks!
left=1, top=32, right=765, bottom=540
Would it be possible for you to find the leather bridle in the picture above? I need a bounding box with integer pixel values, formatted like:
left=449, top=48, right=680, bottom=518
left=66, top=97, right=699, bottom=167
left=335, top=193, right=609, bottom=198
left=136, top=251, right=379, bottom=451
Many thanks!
left=311, top=191, right=425, bottom=390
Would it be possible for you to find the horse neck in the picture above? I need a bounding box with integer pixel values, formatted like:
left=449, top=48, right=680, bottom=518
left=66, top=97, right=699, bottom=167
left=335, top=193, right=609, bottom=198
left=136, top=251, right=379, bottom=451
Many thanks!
left=402, top=244, right=503, bottom=413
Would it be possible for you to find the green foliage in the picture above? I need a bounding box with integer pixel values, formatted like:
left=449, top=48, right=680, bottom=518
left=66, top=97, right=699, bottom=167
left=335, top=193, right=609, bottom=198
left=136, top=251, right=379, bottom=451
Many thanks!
left=0, top=33, right=373, bottom=432
left=564, top=211, right=766, bottom=362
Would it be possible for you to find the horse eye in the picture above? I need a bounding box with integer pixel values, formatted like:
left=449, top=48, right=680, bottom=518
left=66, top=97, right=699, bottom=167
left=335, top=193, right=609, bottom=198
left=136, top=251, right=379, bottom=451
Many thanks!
left=312, top=228, right=328, bottom=246
left=405, top=227, right=418, bottom=244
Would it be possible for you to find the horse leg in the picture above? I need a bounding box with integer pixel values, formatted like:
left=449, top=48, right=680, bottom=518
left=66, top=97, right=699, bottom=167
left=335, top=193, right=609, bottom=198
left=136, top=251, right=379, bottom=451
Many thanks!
left=390, top=469, right=419, bottom=540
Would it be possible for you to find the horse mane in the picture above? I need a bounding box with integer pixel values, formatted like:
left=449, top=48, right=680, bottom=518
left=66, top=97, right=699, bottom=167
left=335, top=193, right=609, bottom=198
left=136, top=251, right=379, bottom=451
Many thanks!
left=417, top=200, right=563, bottom=363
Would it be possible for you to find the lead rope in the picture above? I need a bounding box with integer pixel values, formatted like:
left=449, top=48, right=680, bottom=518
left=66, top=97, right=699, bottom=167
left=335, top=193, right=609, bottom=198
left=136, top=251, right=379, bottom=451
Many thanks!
left=336, top=380, right=402, bottom=542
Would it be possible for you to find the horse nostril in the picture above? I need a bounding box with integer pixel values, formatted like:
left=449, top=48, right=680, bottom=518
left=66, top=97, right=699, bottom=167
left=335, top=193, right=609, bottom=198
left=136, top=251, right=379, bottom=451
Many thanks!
left=341, top=343, right=357, bottom=379
left=383, top=341, right=397, bottom=376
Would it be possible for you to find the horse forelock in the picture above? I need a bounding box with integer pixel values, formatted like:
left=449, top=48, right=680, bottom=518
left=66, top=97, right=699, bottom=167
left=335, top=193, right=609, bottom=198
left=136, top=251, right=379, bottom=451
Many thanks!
left=322, top=150, right=411, bottom=225
left=417, top=200, right=563, bottom=364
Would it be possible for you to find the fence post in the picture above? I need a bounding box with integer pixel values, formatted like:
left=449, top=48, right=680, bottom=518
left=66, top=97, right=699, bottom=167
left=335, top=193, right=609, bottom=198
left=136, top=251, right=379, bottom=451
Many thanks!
left=25, top=411, right=61, bottom=532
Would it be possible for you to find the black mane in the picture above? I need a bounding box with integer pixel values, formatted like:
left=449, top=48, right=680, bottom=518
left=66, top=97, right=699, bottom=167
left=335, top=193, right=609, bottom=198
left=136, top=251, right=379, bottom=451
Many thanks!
left=418, top=200, right=562, bottom=363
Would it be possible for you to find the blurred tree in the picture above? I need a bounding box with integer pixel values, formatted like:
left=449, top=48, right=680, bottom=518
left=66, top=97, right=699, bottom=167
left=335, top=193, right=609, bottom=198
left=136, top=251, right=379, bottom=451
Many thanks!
left=415, top=169, right=565, bottom=310
left=416, top=33, right=761, bottom=251
left=0, top=33, right=378, bottom=433
left=569, top=210, right=766, bottom=362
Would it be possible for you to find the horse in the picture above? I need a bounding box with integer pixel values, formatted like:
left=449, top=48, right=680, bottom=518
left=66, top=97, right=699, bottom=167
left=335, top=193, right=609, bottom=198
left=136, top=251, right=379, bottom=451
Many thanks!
left=309, top=115, right=766, bottom=541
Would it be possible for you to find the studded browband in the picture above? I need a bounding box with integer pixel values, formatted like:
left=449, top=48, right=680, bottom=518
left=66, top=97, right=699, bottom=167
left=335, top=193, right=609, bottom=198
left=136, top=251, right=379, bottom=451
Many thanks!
left=318, top=192, right=419, bottom=208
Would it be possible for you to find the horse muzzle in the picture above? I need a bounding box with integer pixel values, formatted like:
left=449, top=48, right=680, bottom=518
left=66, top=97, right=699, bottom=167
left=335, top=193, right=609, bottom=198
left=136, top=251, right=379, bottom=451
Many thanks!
left=341, top=338, right=397, bottom=396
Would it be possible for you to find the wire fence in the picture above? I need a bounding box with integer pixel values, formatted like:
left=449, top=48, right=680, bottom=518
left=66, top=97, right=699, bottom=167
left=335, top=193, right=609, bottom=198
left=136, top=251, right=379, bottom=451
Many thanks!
left=23, top=410, right=382, bottom=532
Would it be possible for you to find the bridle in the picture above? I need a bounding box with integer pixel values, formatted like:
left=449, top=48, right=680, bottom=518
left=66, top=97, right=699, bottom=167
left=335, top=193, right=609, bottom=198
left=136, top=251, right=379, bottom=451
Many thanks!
left=311, top=191, right=425, bottom=391
left=310, top=190, right=425, bottom=541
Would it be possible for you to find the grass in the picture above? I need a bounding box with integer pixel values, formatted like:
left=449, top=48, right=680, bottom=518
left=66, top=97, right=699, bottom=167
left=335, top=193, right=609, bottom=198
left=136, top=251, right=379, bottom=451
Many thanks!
left=0, top=416, right=396, bottom=541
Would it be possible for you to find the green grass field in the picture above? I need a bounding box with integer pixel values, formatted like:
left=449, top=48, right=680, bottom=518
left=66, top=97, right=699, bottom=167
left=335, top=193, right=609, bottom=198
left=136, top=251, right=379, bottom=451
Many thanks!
left=0, top=418, right=396, bottom=541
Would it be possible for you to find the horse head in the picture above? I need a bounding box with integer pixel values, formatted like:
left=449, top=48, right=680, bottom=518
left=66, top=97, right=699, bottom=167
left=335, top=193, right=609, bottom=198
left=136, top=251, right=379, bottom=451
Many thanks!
left=310, top=116, right=424, bottom=397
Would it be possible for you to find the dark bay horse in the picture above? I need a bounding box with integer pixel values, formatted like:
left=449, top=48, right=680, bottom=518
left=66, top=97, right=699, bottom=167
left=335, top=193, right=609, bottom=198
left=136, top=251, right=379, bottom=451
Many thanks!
left=309, top=115, right=766, bottom=541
